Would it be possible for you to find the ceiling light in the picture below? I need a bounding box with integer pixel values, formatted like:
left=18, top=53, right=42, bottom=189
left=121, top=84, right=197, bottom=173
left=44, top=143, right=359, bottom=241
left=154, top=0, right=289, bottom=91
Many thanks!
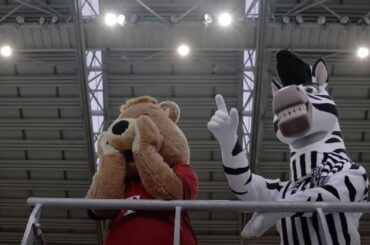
left=16, top=16, right=25, bottom=24
left=104, top=13, right=117, bottom=26
left=177, top=44, right=190, bottom=57
left=0, top=45, right=12, bottom=58
left=357, top=47, right=369, bottom=59
left=340, top=16, right=349, bottom=24
left=51, top=16, right=59, bottom=24
left=317, top=16, right=326, bottom=25
left=218, top=12, right=232, bottom=27
left=282, top=16, right=290, bottom=24
left=170, top=15, right=178, bottom=23
left=295, top=16, right=304, bottom=24
left=39, top=16, right=45, bottom=25
left=117, top=14, right=126, bottom=25
left=203, top=13, right=213, bottom=25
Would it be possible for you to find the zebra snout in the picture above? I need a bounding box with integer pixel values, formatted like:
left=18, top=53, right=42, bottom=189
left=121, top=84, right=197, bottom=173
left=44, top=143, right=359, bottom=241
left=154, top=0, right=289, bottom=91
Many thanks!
left=273, top=85, right=308, bottom=114
left=112, top=120, right=130, bottom=135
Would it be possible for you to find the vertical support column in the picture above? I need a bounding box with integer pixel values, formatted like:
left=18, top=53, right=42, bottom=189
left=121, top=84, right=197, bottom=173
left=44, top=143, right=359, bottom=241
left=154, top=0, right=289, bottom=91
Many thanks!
left=241, top=3, right=260, bottom=244
left=173, top=206, right=182, bottom=245
left=80, top=0, right=105, bottom=163
left=73, top=0, right=104, bottom=244
left=241, top=50, right=256, bottom=154
left=249, top=0, right=269, bottom=170
left=72, top=0, right=96, bottom=174
left=241, top=1, right=259, bottom=155
left=86, top=50, right=105, bottom=158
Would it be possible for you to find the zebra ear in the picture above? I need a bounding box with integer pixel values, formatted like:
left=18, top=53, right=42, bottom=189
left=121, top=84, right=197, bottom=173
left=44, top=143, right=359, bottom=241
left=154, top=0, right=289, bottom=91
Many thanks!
left=312, top=58, right=328, bottom=88
left=271, top=78, right=282, bottom=94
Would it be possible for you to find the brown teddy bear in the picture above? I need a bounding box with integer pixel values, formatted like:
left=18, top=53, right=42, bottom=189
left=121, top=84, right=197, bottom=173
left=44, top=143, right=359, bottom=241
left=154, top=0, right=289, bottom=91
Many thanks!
left=86, top=96, right=198, bottom=245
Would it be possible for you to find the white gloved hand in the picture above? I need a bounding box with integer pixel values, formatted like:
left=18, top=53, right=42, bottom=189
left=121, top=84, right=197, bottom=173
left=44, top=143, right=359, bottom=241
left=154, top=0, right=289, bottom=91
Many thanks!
left=241, top=212, right=287, bottom=238
left=207, top=94, right=239, bottom=155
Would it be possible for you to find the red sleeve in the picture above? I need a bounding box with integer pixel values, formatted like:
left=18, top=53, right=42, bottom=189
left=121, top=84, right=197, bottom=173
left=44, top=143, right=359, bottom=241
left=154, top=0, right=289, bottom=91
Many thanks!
left=172, top=163, right=198, bottom=200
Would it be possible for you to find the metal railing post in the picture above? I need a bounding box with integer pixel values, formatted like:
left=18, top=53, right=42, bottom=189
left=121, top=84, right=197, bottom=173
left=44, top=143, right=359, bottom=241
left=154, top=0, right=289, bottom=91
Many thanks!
left=21, top=204, right=43, bottom=245
left=316, top=208, right=329, bottom=245
left=173, top=206, right=182, bottom=245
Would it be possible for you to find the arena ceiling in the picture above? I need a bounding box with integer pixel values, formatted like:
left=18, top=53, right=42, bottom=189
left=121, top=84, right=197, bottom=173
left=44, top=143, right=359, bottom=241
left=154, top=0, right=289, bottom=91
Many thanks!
left=0, top=0, right=369, bottom=244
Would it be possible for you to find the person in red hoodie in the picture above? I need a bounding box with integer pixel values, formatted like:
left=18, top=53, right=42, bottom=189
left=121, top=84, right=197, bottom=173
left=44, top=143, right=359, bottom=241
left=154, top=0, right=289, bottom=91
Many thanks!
left=86, top=96, right=198, bottom=245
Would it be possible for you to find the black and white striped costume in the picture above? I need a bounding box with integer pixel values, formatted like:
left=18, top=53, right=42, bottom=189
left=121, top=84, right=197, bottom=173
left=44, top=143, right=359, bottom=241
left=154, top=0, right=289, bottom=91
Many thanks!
left=225, top=136, right=368, bottom=244
left=209, top=50, right=369, bottom=244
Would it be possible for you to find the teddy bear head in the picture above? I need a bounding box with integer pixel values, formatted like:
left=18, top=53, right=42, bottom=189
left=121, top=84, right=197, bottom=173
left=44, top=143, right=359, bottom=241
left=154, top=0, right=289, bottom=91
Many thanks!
left=106, top=96, right=190, bottom=167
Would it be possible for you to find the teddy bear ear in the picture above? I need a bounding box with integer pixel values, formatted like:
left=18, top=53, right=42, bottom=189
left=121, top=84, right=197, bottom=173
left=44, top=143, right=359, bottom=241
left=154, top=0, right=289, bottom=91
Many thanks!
left=159, top=101, right=180, bottom=123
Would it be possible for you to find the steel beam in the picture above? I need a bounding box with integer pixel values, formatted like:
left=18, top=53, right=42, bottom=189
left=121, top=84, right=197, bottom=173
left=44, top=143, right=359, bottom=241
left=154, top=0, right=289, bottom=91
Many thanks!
left=72, top=0, right=96, bottom=175
left=1, top=23, right=369, bottom=51
left=109, top=97, right=238, bottom=109
left=291, top=0, right=328, bottom=15
left=13, top=0, right=56, bottom=16
left=101, top=50, right=110, bottom=130
left=0, top=97, right=80, bottom=108
left=176, top=0, right=207, bottom=22
left=284, top=0, right=310, bottom=15
left=135, top=0, right=167, bottom=23
left=32, top=0, right=65, bottom=17
left=318, top=0, right=342, bottom=20
left=244, top=0, right=259, bottom=18
left=0, top=139, right=85, bottom=150
left=0, top=119, right=82, bottom=129
left=0, top=3, right=24, bottom=23
left=249, top=0, right=269, bottom=171
left=0, top=160, right=88, bottom=171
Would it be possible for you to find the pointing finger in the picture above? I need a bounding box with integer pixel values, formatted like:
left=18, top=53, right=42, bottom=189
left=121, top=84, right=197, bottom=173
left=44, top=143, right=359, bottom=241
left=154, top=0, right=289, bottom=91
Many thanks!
left=230, top=108, right=239, bottom=128
left=215, top=94, right=228, bottom=113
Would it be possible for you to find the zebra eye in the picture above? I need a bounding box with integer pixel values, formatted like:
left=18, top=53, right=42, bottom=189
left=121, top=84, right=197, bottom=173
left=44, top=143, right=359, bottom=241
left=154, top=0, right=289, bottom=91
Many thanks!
left=304, top=86, right=317, bottom=94
left=305, top=87, right=313, bottom=93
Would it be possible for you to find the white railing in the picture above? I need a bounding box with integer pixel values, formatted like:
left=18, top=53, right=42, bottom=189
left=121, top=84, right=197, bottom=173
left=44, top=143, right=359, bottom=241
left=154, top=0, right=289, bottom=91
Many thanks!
left=22, top=198, right=370, bottom=245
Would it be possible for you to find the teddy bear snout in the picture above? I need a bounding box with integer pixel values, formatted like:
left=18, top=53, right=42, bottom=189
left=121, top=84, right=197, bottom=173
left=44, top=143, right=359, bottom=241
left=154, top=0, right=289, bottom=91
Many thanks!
left=112, top=120, right=130, bottom=135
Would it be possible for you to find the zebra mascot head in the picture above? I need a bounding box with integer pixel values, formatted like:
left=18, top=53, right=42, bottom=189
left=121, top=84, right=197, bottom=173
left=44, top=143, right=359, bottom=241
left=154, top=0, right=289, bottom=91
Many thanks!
left=272, top=50, right=343, bottom=152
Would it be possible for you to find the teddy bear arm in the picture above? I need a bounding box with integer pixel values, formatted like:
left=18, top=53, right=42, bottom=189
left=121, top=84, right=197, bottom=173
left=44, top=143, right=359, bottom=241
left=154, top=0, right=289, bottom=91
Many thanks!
left=134, top=149, right=183, bottom=200
left=86, top=153, right=126, bottom=199
left=86, top=153, right=127, bottom=217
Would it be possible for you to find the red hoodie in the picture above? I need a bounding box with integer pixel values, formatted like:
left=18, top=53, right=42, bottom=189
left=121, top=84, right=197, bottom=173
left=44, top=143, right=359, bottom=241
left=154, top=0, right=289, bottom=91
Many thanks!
left=105, top=163, right=198, bottom=245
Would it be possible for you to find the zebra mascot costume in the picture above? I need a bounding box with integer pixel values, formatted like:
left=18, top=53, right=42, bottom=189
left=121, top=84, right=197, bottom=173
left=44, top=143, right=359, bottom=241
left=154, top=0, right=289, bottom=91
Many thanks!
left=208, top=50, right=369, bottom=244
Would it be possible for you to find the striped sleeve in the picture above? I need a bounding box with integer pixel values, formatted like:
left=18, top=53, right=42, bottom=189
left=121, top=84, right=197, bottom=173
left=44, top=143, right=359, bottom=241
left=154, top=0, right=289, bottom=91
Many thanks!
left=223, top=150, right=288, bottom=201
left=283, top=165, right=368, bottom=217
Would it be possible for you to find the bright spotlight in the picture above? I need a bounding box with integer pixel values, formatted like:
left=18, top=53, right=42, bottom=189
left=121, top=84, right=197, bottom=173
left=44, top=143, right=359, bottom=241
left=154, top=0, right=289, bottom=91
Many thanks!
left=177, top=44, right=190, bottom=57
left=117, top=14, right=126, bottom=25
left=357, top=47, right=369, bottom=59
left=0, top=45, right=12, bottom=58
left=105, top=13, right=117, bottom=26
left=218, top=12, right=232, bottom=27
